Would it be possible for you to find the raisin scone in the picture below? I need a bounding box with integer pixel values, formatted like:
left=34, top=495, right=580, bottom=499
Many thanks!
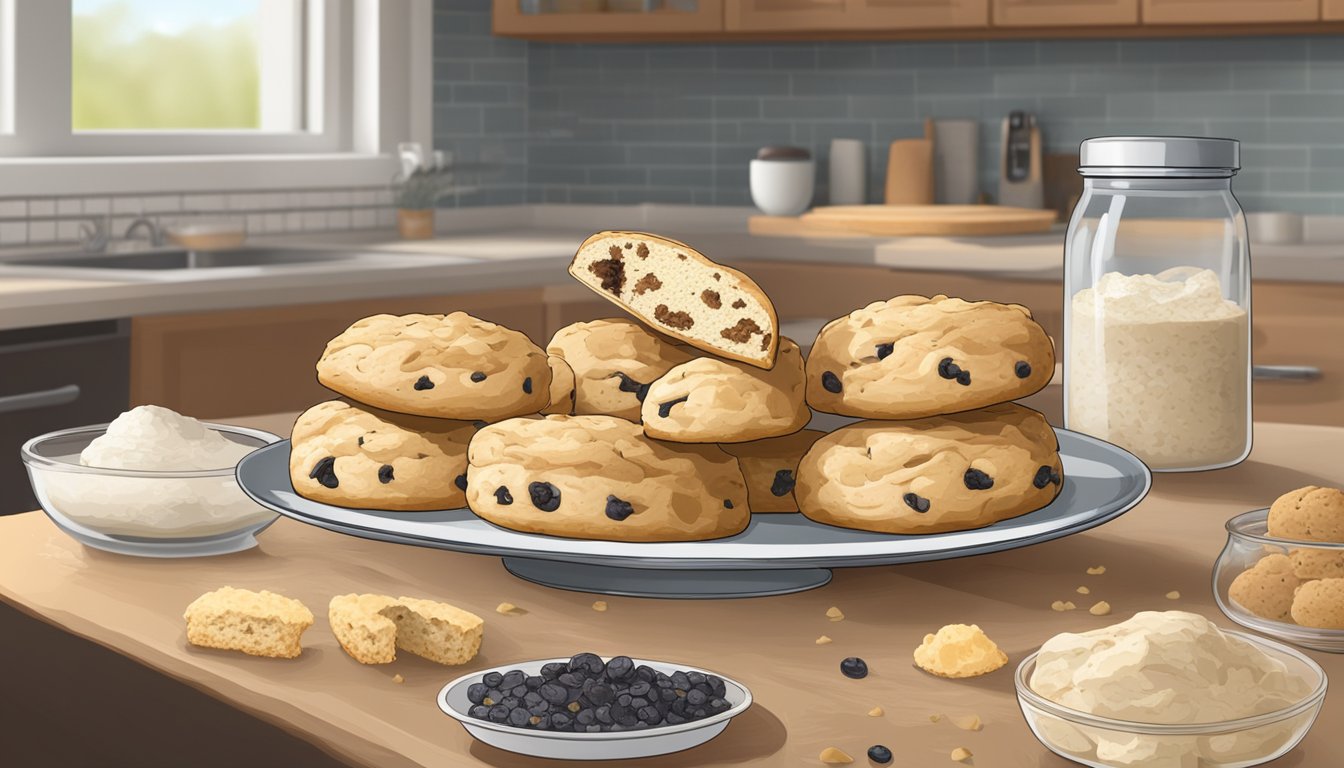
left=547, top=318, right=696, bottom=421
left=290, top=399, right=476, bottom=511
left=796, top=403, right=1062, bottom=535
left=805, top=295, right=1054, bottom=419
left=641, top=337, right=810, bottom=443
left=721, top=429, right=825, bottom=513
left=568, top=231, right=779, bottom=369
left=542, top=354, right=577, bottom=416
left=466, top=414, right=749, bottom=542
left=316, top=312, right=550, bottom=421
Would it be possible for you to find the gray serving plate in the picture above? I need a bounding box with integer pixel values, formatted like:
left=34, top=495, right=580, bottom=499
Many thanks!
left=236, top=427, right=1149, bottom=598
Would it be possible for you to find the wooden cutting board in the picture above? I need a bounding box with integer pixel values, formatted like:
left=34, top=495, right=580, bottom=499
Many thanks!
left=750, top=204, right=1057, bottom=238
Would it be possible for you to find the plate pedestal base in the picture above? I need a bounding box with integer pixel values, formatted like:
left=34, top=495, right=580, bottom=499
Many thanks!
left=501, top=558, right=833, bottom=599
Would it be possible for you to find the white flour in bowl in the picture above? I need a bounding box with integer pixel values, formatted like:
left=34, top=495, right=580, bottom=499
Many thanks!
left=1067, top=268, right=1248, bottom=470
left=81, top=405, right=255, bottom=470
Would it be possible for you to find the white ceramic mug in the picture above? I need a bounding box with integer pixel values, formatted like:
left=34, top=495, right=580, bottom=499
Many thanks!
left=828, top=139, right=866, bottom=206
left=932, top=119, right=979, bottom=205
left=750, top=159, right=814, bottom=217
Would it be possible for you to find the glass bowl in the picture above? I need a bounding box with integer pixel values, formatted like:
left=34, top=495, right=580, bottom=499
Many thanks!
left=1214, top=509, right=1344, bottom=653
left=1015, top=631, right=1326, bottom=768
left=21, top=422, right=281, bottom=558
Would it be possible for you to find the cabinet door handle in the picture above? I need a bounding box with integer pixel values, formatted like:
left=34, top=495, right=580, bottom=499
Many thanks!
left=0, top=384, right=81, bottom=414
left=1253, top=365, right=1322, bottom=381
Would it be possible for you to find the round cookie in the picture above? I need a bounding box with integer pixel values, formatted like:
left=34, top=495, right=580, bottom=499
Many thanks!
left=316, top=312, right=550, bottom=421
left=1267, top=486, right=1344, bottom=542
left=641, top=337, right=810, bottom=443
left=547, top=318, right=696, bottom=422
left=721, top=429, right=825, bottom=513
left=795, top=403, right=1062, bottom=535
left=290, top=399, right=477, bottom=511
left=542, top=355, right=577, bottom=416
left=1288, top=547, right=1344, bottom=580
left=805, top=295, right=1055, bottom=419
left=466, top=414, right=748, bottom=542
left=1290, top=577, right=1344, bottom=629
left=1227, top=553, right=1302, bottom=622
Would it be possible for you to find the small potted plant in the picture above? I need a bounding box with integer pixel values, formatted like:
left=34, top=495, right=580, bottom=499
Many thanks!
left=393, top=167, right=452, bottom=240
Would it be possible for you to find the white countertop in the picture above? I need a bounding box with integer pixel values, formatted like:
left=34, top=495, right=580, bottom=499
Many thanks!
left=0, top=204, right=1339, bottom=331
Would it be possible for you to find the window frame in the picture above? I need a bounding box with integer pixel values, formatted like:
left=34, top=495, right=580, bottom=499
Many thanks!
left=0, top=0, right=431, bottom=194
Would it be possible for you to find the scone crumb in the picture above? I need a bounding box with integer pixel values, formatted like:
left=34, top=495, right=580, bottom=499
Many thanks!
left=951, top=746, right=973, bottom=762
left=392, top=674, right=404, bottom=684
left=1076, top=585, right=1091, bottom=595
left=1086, top=566, right=1106, bottom=575
left=496, top=602, right=520, bottom=614
left=1166, top=590, right=1181, bottom=600
left=820, top=746, right=854, bottom=764
left=826, top=606, right=845, bottom=621
left=1089, top=600, right=1112, bottom=616
left=868, top=705, right=884, bottom=717
left=953, top=714, right=982, bottom=731
left=592, top=600, right=608, bottom=612
left=816, top=635, right=833, bottom=645
left=1051, top=600, right=1076, bottom=612
left=930, top=714, right=943, bottom=723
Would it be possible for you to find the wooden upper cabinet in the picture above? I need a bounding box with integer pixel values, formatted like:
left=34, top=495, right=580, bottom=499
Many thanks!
left=493, top=0, right=724, bottom=35
left=1324, top=0, right=1344, bottom=19
left=993, top=0, right=1137, bottom=26
left=727, top=0, right=989, bottom=31
left=1141, top=0, right=1318, bottom=24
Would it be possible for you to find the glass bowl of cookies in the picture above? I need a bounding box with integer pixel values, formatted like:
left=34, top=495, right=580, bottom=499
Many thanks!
left=1214, top=487, right=1344, bottom=653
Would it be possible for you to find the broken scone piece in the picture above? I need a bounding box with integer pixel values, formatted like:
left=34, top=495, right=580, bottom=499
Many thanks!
left=913, top=623, right=1008, bottom=678
left=329, top=593, right=483, bottom=666
left=183, top=586, right=314, bottom=659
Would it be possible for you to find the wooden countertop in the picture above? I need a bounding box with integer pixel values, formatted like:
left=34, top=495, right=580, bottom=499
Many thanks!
left=2, top=415, right=1343, bottom=767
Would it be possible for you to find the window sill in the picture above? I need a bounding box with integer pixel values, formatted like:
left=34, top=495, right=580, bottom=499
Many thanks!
left=0, top=153, right=399, bottom=197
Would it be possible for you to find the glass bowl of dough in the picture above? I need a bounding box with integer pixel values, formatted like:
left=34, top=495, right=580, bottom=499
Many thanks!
left=20, top=405, right=281, bottom=557
left=1015, top=611, right=1327, bottom=768
left=1214, top=505, right=1344, bottom=653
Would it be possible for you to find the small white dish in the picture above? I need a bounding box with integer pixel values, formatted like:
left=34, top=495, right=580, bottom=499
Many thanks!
left=750, top=158, right=814, bottom=216
left=438, top=657, right=752, bottom=761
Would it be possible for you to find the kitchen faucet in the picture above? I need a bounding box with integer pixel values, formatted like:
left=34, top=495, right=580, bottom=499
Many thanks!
left=123, top=217, right=166, bottom=248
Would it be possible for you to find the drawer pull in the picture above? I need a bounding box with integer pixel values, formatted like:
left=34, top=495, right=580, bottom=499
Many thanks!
left=0, top=384, right=81, bottom=414
left=1253, top=365, right=1322, bottom=381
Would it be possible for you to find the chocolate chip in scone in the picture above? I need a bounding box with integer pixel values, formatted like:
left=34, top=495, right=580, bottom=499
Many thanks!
left=903, top=492, right=931, bottom=513
left=712, top=272, right=721, bottom=281
left=608, top=245, right=623, bottom=258
left=657, top=395, right=689, bottom=418
left=455, top=473, right=468, bottom=491
left=495, top=486, right=514, bottom=505
left=529, top=482, right=561, bottom=511
left=964, top=468, right=994, bottom=490
left=624, top=242, right=632, bottom=250
left=937, top=357, right=961, bottom=380
left=633, top=274, right=662, bottom=295
left=760, top=332, right=772, bottom=352
left=731, top=298, right=746, bottom=309
left=720, top=317, right=762, bottom=344
left=701, top=289, right=721, bottom=309
left=309, top=456, right=339, bottom=489
left=357, top=436, right=365, bottom=447
left=414, top=375, right=435, bottom=391
left=588, top=257, right=626, bottom=296
left=636, top=242, right=649, bottom=259
left=653, top=304, right=695, bottom=330
left=379, top=464, right=395, bottom=484
left=723, top=498, right=734, bottom=509
left=956, top=371, right=972, bottom=386
left=1033, top=465, right=1057, bottom=489
left=676, top=253, right=687, bottom=261
left=1015, top=361, right=1032, bottom=379
left=609, top=372, right=651, bottom=401
left=821, top=371, right=843, bottom=393
left=470, top=371, right=487, bottom=383
left=771, top=469, right=795, bottom=496
left=875, top=342, right=894, bottom=360
left=523, top=377, right=533, bottom=394
left=605, top=495, right=635, bottom=521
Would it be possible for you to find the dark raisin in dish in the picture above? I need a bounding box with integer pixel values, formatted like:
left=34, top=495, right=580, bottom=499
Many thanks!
left=309, top=456, right=339, bottom=489
left=378, top=464, right=395, bottom=484
left=413, top=375, right=434, bottom=391
left=821, top=371, right=842, bottom=393
left=903, top=492, right=931, bottom=513
left=495, top=486, right=513, bottom=505
left=529, top=481, right=562, bottom=511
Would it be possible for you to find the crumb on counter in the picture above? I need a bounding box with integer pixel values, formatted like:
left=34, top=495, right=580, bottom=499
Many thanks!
left=826, top=606, right=845, bottom=621
left=1051, top=600, right=1077, bottom=612
left=1087, top=565, right=1106, bottom=575
left=1076, top=585, right=1091, bottom=595
left=1166, top=590, right=1181, bottom=600
left=1090, top=600, right=1112, bottom=616
left=951, top=746, right=973, bottom=762
left=496, top=602, right=520, bottom=615
left=868, top=705, right=884, bottom=717
left=816, top=635, right=833, bottom=645
left=820, top=746, right=854, bottom=764
left=592, top=600, right=608, bottom=612
left=392, top=673, right=404, bottom=684
left=930, top=714, right=943, bottom=723
left=953, top=714, right=982, bottom=731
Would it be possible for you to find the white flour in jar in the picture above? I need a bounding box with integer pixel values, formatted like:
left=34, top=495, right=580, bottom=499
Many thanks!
left=1067, top=268, right=1248, bottom=470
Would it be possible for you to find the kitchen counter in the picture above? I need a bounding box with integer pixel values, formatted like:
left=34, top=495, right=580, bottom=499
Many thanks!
left=2, top=414, right=1342, bottom=768
left=1, top=204, right=1341, bottom=331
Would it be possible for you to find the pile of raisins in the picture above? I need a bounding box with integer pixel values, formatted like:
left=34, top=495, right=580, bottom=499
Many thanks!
left=465, top=653, right=732, bottom=732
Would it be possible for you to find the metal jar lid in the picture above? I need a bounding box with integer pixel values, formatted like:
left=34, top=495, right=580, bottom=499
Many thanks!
left=1078, top=136, right=1239, bottom=177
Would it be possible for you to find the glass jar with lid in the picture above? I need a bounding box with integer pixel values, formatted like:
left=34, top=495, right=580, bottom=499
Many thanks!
left=1064, top=136, right=1251, bottom=472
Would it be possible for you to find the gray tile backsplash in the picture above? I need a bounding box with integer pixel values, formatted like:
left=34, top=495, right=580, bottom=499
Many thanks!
left=434, top=0, right=1344, bottom=214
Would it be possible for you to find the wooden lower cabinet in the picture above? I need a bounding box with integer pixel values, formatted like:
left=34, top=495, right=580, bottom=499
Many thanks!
left=130, top=289, right=546, bottom=420
left=1250, top=281, right=1344, bottom=428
